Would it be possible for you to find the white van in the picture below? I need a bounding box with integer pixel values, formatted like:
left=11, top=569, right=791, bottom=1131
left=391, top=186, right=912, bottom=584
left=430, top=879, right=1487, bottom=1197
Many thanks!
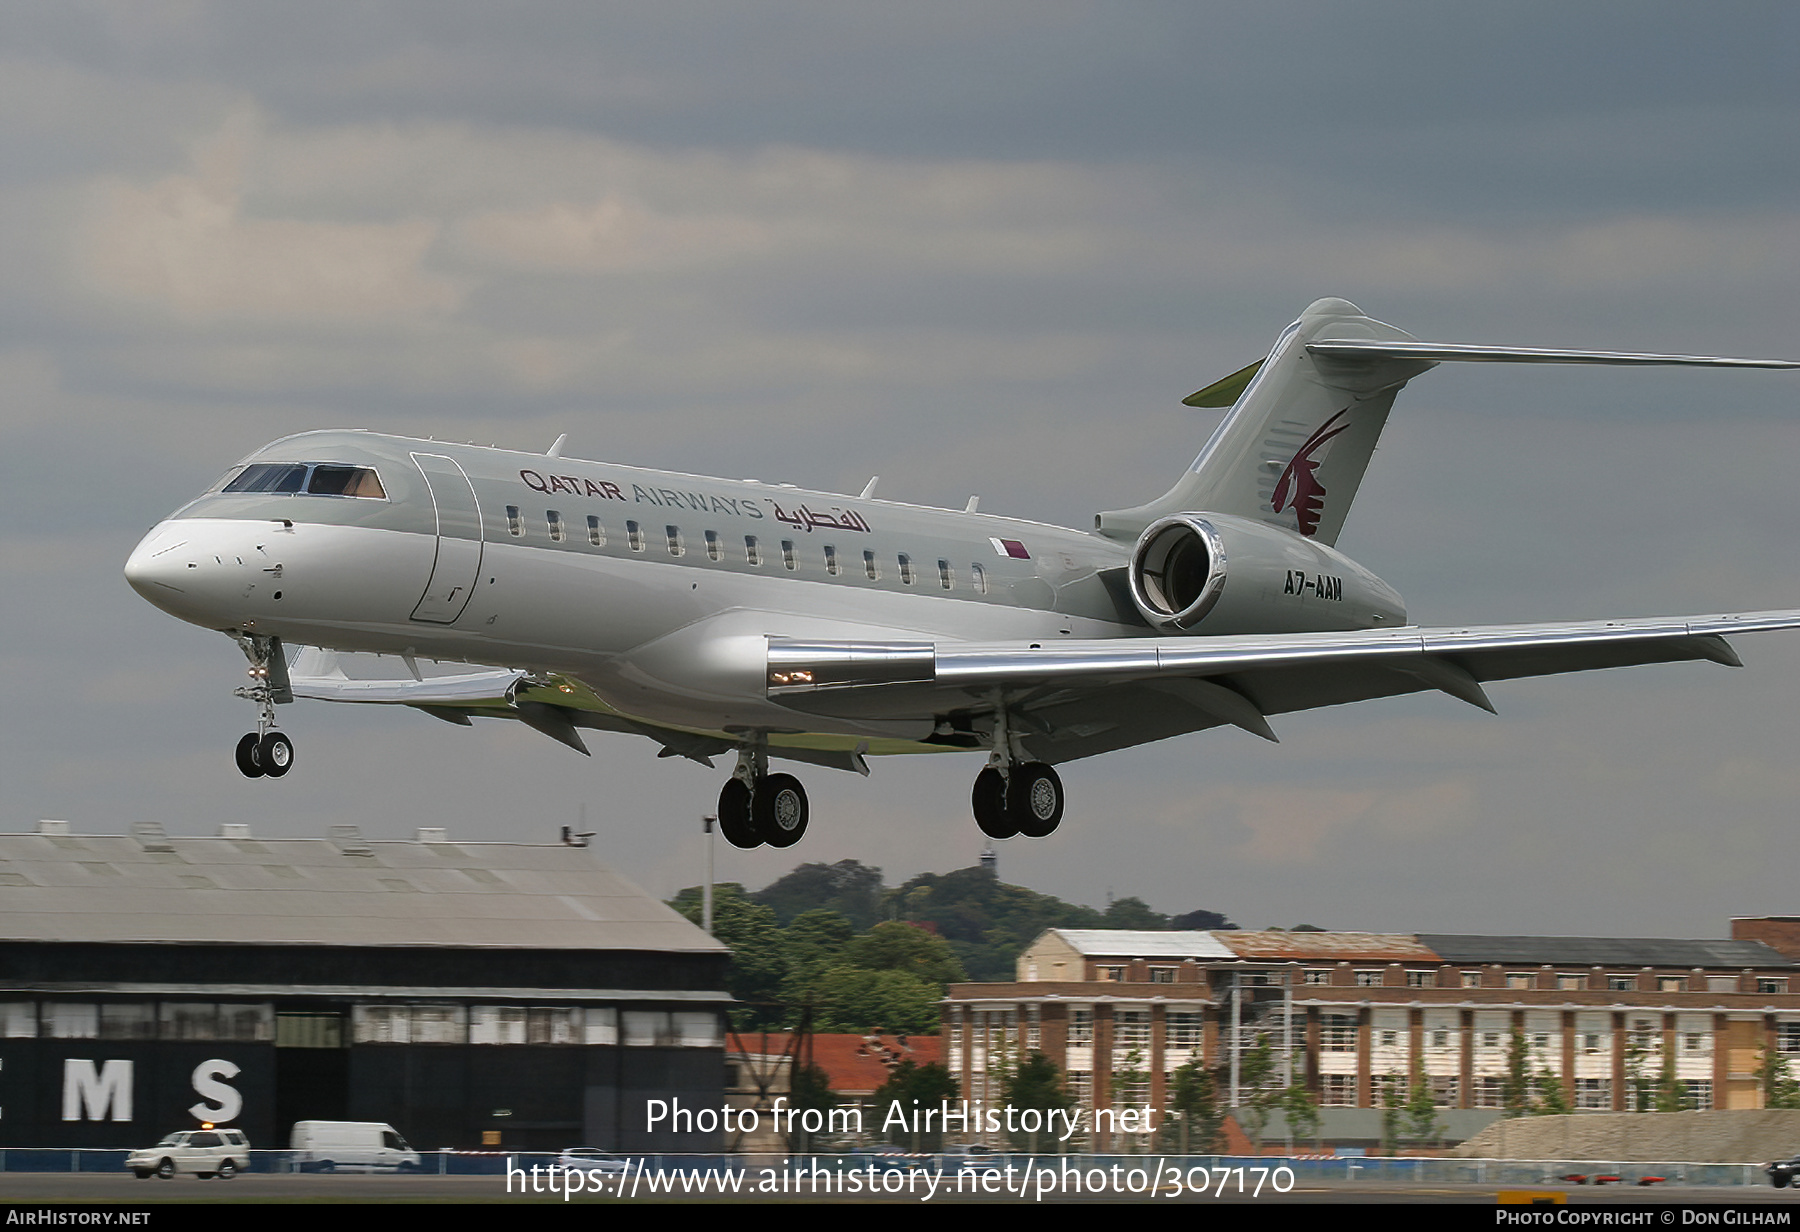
left=289, top=1121, right=421, bottom=1173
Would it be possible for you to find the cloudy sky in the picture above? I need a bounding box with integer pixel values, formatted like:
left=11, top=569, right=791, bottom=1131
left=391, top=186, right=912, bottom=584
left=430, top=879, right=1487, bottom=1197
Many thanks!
left=3, top=1, right=1796, bottom=938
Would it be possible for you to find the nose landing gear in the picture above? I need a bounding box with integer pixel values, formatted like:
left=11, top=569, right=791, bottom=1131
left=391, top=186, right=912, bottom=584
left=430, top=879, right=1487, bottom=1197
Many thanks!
left=232, top=633, right=296, bottom=780
left=716, top=745, right=810, bottom=849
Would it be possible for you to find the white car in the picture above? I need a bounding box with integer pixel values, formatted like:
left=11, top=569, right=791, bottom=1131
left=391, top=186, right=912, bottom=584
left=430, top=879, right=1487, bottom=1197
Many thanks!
left=555, top=1147, right=629, bottom=1175
left=127, top=1128, right=251, bottom=1180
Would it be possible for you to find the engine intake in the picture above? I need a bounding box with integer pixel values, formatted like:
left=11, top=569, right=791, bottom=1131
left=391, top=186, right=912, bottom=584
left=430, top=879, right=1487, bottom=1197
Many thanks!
left=1129, top=515, right=1227, bottom=630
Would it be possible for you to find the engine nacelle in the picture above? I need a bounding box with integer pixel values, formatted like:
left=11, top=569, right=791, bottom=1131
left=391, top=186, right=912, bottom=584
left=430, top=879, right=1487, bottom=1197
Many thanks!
left=1127, top=512, right=1406, bottom=634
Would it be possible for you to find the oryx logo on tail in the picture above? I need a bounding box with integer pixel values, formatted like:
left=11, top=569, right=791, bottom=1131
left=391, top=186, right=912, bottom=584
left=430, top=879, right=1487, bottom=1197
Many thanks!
left=1272, top=408, right=1352, bottom=537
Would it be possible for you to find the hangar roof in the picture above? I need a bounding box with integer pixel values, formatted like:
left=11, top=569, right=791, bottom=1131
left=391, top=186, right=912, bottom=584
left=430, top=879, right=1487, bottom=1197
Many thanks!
left=0, top=823, right=724, bottom=953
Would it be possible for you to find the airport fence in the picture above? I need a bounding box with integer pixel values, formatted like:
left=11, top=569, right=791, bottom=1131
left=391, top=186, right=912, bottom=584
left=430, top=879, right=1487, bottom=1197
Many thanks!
left=0, top=1148, right=1775, bottom=1189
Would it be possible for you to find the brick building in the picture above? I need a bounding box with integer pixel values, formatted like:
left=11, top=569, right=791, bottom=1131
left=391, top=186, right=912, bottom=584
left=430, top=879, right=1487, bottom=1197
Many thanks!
left=945, top=924, right=1800, bottom=1147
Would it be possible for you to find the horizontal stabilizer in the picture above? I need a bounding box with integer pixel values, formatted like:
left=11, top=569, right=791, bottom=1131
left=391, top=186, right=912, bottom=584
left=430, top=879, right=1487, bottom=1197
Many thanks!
left=1308, top=339, right=1800, bottom=369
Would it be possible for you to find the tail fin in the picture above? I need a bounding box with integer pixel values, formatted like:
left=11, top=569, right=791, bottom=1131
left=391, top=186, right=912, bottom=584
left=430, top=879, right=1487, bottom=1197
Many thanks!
left=1095, top=298, right=1798, bottom=547
left=1097, top=298, right=1427, bottom=546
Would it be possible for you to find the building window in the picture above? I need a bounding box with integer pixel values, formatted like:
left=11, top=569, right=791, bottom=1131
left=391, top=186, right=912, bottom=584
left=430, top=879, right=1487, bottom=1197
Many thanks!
left=1683, top=1033, right=1707, bottom=1053
left=0, top=1002, right=38, bottom=1038
left=1406, top=970, right=1432, bottom=988
left=1761, top=978, right=1789, bottom=994
left=587, top=516, right=605, bottom=547
left=1777, top=1022, right=1800, bottom=1053
left=1378, top=1030, right=1397, bottom=1048
left=1431, top=1075, right=1460, bottom=1108
left=1355, top=970, right=1381, bottom=987
left=1167, top=1012, right=1202, bottom=1048
left=1683, top=1080, right=1713, bottom=1110
left=1067, top=1071, right=1092, bottom=1106
left=1558, top=974, right=1586, bottom=991
left=1609, top=975, right=1635, bottom=991
left=1431, top=1030, right=1450, bottom=1049
left=1575, top=1079, right=1611, bottom=1110
left=1322, top=1014, right=1357, bottom=1052
left=1149, top=968, right=1176, bottom=984
left=1115, top=1010, right=1150, bottom=1049
left=1098, top=966, right=1125, bottom=982
left=1659, top=977, right=1686, bottom=993
left=1069, top=1010, right=1093, bottom=1045
left=1474, top=1077, right=1506, bottom=1108
left=1506, top=973, right=1533, bottom=989
left=1303, top=969, right=1330, bottom=985
left=1322, top=1075, right=1356, bottom=1107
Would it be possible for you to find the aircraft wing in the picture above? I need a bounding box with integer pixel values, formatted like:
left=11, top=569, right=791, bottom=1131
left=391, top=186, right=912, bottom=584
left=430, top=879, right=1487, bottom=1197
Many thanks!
left=766, top=611, right=1800, bottom=763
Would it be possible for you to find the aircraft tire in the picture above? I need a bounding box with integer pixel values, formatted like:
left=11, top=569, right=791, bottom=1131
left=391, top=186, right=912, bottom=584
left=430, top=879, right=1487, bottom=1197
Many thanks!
left=235, top=733, right=265, bottom=778
left=259, top=732, right=295, bottom=778
left=717, top=779, right=760, bottom=848
left=756, top=774, right=809, bottom=848
left=1008, top=762, right=1064, bottom=838
left=972, top=768, right=1015, bottom=839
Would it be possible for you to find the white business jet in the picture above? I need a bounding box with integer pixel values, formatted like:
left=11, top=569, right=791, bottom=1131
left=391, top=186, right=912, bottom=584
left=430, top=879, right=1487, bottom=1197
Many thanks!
left=124, top=298, right=1800, bottom=850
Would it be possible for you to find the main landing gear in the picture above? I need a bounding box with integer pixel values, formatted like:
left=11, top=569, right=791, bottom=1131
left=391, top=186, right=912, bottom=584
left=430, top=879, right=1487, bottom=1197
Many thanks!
left=970, top=698, right=1064, bottom=839
left=971, top=761, right=1064, bottom=839
left=717, top=745, right=809, bottom=850
left=232, top=632, right=295, bottom=780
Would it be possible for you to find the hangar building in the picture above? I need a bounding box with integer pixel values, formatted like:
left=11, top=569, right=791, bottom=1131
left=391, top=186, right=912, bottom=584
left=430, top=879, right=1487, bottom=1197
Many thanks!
left=0, top=820, right=730, bottom=1152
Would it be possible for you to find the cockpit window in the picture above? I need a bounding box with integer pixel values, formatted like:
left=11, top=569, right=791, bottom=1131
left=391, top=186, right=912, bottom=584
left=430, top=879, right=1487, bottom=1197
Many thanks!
left=221, top=462, right=385, bottom=499
left=307, top=465, right=386, bottom=498
left=223, top=463, right=307, bottom=494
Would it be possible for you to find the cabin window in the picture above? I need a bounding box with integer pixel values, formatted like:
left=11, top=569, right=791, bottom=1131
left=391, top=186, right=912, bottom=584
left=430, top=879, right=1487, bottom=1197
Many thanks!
left=863, top=550, right=880, bottom=581
left=744, top=535, right=761, bottom=565
left=586, top=516, right=605, bottom=547
left=971, top=563, right=987, bottom=595
left=938, top=559, right=954, bottom=589
left=781, top=540, right=797, bottom=571
left=546, top=511, right=565, bottom=542
left=666, top=526, right=684, bottom=557
left=823, top=545, right=840, bottom=576
left=626, top=521, right=644, bottom=552
left=505, top=506, right=522, bottom=537
left=898, top=554, right=916, bottom=585
left=704, top=530, right=721, bottom=561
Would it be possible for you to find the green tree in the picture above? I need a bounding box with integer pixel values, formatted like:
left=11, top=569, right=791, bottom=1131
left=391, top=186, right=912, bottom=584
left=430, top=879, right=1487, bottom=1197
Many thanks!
left=788, top=1062, right=838, bottom=1150
left=808, top=967, right=942, bottom=1034
left=1622, top=1021, right=1656, bottom=1111
left=753, top=859, right=886, bottom=929
left=1380, top=1074, right=1404, bottom=1154
left=1280, top=1081, right=1322, bottom=1147
left=1001, top=1052, right=1075, bottom=1152
left=1404, top=1059, right=1443, bottom=1146
left=1761, top=1047, right=1800, bottom=1109
left=846, top=921, right=967, bottom=986
left=1502, top=1029, right=1533, bottom=1118
left=1111, top=1046, right=1152, bottom=1153
left=872, top=1061, right=960, bottom=1151
left=1653, top=1050, right=1687, bottom=1113
left=668, top=884, right=787, bottom=1025
left=1101, top=896, right=1169, bottom=929
left=1534, top=1069, right=1573, bottom=1116
left=1233, top=1033, right=1280, bottom=1150
left=1157, top=1057, right=1225, bottom=1155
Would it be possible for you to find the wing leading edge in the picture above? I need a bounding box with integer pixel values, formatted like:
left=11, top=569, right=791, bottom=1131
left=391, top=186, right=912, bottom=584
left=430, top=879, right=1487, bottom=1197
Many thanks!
left=766, top=611, right=1800, bottom=763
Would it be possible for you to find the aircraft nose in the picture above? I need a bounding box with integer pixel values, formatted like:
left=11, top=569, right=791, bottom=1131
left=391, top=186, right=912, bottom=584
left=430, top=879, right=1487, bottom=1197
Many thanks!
left=124, top=522, right=194, bottom=604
